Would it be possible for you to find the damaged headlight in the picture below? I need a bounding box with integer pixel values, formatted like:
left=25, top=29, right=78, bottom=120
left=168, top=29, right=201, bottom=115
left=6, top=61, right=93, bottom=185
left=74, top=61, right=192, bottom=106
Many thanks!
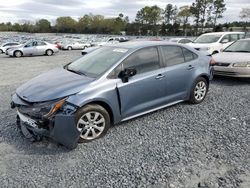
left=18, top=98, right=67, bottom=119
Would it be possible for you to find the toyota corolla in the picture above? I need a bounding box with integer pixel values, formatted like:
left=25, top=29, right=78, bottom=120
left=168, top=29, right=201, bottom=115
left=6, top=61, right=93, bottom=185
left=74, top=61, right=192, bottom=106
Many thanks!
left=11, top=42, right=213, bottom=149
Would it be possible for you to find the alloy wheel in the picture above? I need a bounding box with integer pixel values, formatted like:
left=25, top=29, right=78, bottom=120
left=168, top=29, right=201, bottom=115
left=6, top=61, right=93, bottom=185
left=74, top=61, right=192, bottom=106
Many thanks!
left=77, top=111, right=105, bottom=140
left=194, top=81, right=207, bottom=101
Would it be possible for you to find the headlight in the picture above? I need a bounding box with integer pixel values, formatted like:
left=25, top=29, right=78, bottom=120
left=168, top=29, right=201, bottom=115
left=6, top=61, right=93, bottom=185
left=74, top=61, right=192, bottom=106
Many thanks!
left=18, top=98, right=67, bottom=119
left=232, top=63, right=250, bottom=67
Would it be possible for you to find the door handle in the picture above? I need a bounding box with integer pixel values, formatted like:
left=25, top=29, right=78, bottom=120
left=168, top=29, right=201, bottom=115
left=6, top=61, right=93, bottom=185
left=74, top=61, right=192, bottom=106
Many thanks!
left=155, top=74, right=165, bottom=80
left=187, top=65, right=195, bottom=70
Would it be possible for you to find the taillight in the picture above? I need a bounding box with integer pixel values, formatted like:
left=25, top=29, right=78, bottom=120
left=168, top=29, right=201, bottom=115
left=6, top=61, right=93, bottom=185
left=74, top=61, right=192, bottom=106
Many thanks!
left=210, top=58, right=216, bottom=66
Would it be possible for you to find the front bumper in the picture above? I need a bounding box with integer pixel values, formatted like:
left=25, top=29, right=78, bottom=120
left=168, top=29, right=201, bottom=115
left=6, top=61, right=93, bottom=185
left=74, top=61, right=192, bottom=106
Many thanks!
left=214, top=66, right=250, bottom=78
left=11, top=94, right=81, bottom=149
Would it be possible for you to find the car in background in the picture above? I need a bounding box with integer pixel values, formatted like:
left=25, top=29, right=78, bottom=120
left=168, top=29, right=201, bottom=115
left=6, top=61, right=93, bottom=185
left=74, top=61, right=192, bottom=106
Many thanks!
left=187, top=32, right=245, bottom=55
left=11, top=41, right=212, bottom=149
left=169, top=38, right=193, bottom=44
left=61, top=41, right=91, bottom=50
left=7, top=41, right=59, bottom=58
left=92, top=37, right=127, bottom=47
left=212, top=39, right=250, bottom=78
left=81, top=46, right=99, bottom=55
left=0, top=42, right=20, bottom=54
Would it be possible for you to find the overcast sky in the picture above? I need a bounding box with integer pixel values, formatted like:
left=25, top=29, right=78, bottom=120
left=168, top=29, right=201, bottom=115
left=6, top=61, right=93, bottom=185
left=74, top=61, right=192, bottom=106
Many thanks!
left=0, top=0, right=249, bottom=24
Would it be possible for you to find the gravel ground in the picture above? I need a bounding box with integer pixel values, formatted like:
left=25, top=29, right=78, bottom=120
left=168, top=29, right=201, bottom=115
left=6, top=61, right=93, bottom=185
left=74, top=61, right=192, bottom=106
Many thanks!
left=0, top=51, right=249, bottom=188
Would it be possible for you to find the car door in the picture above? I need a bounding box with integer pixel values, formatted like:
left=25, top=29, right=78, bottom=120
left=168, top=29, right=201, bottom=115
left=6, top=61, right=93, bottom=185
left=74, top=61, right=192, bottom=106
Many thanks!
left=116, top=47, right=168, bottom=119
left=22, top=42, right=36, bottom=56
left=35, top=41, right=47, bottom=55
left=161, top=45, right=197, bottom=101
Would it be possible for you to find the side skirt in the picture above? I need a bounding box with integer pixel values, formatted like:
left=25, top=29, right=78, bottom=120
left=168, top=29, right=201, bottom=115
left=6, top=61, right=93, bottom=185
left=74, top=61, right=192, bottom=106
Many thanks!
left=121, top=100, right=184, bottom=122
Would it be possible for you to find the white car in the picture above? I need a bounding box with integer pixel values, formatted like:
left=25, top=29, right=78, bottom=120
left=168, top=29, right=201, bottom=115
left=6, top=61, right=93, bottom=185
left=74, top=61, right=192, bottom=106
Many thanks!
left=7, top=41, right=59, bottom=58
left=169, top=38, right=193, bottom=44
left=61, top=42, right=91, bottom=50
left=92, top=37, right=127, bottom=47
left=187, top=32, right=245, bottom=55
left=0, top=42, right=20, bottom=54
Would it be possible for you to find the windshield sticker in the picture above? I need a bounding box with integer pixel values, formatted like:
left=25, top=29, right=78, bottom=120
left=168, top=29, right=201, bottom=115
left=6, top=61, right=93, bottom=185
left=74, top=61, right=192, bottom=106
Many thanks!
left=113, top=48, right=128, bottom=53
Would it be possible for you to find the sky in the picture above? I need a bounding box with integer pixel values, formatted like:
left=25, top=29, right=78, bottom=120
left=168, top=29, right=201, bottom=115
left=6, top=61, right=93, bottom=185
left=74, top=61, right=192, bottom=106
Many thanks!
left=0, top=0, right=249, bottom=24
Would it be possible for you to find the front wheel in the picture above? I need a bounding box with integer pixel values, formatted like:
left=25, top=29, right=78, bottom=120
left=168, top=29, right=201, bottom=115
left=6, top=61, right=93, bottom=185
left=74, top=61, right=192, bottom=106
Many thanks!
left=189, top=77, right=208, bottom=104
left=14, top=50, right=22, bottom=58
left=75, top=104, right=110, bottom=143
left=67, top=46, right=72, bottom=51
left=0, top=49, right=3, bottom=54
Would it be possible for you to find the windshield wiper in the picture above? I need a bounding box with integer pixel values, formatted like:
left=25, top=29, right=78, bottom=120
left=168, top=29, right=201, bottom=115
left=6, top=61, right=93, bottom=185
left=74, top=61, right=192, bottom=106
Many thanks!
left=67, top=68, right=86, bottom=76
left=233, top=50, right=250, bottom=53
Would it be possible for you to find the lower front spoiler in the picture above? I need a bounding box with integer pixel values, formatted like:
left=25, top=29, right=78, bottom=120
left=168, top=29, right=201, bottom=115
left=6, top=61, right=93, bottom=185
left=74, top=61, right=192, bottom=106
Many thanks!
left=18, top=114, right=81, bottom=149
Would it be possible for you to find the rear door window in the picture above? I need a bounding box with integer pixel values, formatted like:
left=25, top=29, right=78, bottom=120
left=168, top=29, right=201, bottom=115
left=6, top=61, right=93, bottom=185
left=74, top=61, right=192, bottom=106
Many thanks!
left=182, top=48, right=198, bottom=62
left=161, top=46, right=185, bottom=67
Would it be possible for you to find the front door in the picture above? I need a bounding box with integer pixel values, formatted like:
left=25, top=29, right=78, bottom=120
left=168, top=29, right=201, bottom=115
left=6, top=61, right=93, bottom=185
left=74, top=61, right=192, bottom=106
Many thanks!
left=116, top=47, right=168, bottom=119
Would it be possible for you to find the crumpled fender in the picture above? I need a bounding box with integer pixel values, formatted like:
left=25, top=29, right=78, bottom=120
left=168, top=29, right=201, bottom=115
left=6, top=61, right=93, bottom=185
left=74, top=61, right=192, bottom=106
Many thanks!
left=50, top=114, right=81, bottom=149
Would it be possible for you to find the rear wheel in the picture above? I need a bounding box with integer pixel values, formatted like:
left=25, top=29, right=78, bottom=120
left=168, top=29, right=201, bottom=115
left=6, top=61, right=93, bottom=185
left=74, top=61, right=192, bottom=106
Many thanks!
left=46, top=49, right=53, bottom=56
left=189, top=77, right=208, bottom=104
left=68, top=46, right=72, bottom=51
left=14, top=50, right=22, bottom=58
left=75, top=104, right=110, bottom=143
left=0, top=49, right=3, bottom=54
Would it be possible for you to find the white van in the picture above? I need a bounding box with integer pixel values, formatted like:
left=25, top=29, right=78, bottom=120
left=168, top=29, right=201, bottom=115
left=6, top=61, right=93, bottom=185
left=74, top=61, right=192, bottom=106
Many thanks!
left=188, top=32, right=245, bottom=55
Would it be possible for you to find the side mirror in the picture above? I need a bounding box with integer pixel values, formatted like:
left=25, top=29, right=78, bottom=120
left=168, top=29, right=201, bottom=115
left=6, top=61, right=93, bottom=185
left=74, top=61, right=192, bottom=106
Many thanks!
left=221, top=38, right=229, bottom=43
left=118, top=68, right=137, bottom=83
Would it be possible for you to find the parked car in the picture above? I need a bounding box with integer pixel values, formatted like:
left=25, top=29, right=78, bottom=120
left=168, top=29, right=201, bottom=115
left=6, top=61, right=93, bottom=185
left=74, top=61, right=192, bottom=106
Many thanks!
left=11, top=41, right=212, bottom=149
left=92, top=38, right=120, bottom=47
left=6, top=41, right=59, bottom=57
left=212, top=39, right=250, bottom=77
left=187, top=32, right=245, bottom=55
left=0, top=42, right=20, bottom=54
left=169, top=38, right=193, bottom=44
left=61, top=41, right=91, bottom=50
left=81, top=46, right=99, bottom=55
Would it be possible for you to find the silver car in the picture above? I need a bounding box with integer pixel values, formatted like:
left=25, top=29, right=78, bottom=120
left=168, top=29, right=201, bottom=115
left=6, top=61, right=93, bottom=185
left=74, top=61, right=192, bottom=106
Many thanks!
left=213, top=39, right=250, bottom=77
left=61, top=41, right=91, bottom=50
left=7, top=41, right=59, bottom=57
left=0, top=42, right=20, bottom=54
left=11, top=42, right=212, bottom=149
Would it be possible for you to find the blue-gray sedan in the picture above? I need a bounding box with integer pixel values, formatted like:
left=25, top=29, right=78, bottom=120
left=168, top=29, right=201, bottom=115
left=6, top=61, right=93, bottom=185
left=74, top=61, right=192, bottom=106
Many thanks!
left=11, top=42, right=213, bottom=149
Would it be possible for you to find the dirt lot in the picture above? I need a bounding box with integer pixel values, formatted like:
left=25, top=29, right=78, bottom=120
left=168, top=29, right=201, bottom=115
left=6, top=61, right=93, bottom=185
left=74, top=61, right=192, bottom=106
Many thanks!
left=0, top=50, right=249, bottom=188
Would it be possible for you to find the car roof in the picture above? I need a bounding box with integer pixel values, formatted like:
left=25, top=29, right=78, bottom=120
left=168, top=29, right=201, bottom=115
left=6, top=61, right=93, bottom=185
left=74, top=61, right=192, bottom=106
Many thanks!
left=107, top=41, right=183, bottom=49
left=202, top=32, right=245, bottom=35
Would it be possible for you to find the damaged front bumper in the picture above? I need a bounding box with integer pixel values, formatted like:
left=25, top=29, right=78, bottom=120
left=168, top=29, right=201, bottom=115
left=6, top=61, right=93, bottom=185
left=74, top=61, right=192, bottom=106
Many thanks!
left=11, top=94, right=81, bottom=149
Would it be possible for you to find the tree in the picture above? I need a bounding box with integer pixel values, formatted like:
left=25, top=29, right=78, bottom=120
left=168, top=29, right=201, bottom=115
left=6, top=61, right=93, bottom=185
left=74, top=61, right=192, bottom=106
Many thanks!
left=164, top=4, right=178, bottom=24
left=191, top=0, right=214, bottom=34
left=211, top=0, right=226, bottom=30
left=239, top=8, right=250, bottom=32
left=35, top=19, right=51, bottom=33
left=55, top=16, right=77, bottom=33
left=178, top=6, right=192, bottom=36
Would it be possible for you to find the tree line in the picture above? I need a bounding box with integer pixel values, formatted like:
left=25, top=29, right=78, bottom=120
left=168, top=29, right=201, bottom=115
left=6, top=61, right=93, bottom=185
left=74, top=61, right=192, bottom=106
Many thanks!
left=0, top=1, right=250, bottom=36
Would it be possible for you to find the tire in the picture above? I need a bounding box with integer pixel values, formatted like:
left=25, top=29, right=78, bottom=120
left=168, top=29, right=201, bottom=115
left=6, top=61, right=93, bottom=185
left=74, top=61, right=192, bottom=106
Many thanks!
left=189, top=77, right=208, bottom=104
left=14, top=50, right=22, bottom=58
left=46, top=49, right=53, bottom=56
left=75, top=104, right=110, bottom=143
left=0, top=49, right=3, bottom=54
left=68, top=46, right=72, bottom=51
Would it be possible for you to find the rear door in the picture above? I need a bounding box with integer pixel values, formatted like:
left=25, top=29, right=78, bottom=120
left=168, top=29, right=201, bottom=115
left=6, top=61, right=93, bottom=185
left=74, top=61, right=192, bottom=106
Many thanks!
left=160, top=45, right=198, bottom=101
left=35, top=41, right=47, bottom=55
left=116, top=47, right=168, bottom=119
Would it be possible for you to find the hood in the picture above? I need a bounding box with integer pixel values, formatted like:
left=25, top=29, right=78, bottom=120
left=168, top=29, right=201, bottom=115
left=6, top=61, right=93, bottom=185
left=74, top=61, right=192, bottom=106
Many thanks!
left=213, top=52, right=250, bottom=64
left=16, top=68, right=94, bottom=103
left=188, top=42, right=215, bottom=49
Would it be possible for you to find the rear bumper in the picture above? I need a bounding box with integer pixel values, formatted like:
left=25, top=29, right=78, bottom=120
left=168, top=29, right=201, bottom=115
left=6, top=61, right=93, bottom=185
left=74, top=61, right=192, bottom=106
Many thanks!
left=214, top=66, right=250, bottom=78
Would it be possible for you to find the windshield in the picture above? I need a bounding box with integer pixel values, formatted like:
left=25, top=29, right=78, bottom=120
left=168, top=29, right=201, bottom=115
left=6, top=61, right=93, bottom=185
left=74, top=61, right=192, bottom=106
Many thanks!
left=194, top=34, right=222, bottom=44
left=67, top=47, right=128, bottom=77
left=224, top=40, right=250, bottom=52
